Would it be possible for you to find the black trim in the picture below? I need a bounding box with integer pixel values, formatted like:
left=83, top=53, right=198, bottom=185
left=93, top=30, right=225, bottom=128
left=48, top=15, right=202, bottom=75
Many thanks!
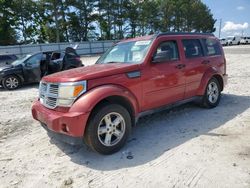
left=135, top=96, right=202, bottom=123
left=126, top=71, right=141, bottom=78
left=156, top=32, right=214, bottom=38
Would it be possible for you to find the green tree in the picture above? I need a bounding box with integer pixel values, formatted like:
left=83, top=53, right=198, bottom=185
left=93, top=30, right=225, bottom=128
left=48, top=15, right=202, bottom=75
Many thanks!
left=0, top=0, right=17, bottom=45
left=67, top=0, right=97, bottom=41
left=158, top=0, right=216, bottom=33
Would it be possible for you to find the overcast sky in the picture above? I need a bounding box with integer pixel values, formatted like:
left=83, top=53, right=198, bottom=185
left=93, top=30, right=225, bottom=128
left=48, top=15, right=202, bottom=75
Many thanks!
left=202, top=0, right=250, bottom=38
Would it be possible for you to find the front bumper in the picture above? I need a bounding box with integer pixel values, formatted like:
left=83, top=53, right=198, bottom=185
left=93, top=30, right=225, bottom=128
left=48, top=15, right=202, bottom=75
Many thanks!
left=32, top=100, right=90, bottom=137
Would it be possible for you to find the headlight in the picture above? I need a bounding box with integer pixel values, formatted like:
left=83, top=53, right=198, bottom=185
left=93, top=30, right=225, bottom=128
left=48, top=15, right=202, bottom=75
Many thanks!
left=58, top=81, right=87, bottom=107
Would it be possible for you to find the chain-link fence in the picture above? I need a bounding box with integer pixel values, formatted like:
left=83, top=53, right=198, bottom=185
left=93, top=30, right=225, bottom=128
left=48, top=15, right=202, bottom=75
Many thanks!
left=0, top=40, right=118, bottom=57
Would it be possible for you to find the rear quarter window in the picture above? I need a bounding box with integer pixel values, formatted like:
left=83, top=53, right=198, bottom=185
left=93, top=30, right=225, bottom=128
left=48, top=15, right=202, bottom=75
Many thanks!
left=202, top=38, right=222, bottom=56
left=182, top=39, right=204, bottom=58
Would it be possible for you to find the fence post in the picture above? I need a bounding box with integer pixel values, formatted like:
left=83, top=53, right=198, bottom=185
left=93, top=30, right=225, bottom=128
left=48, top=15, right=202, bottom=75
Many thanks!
left=102, top=41, right=105, bottom=53
left=89, top=42, right=92, bottom=54
left=19, top=45, right=23, bottom=56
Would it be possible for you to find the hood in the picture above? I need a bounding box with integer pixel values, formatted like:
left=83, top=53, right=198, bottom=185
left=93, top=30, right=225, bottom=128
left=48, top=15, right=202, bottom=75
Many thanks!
left=42, top=63, right=140, bottom=83
left=0, top=64, right=13, bottom=71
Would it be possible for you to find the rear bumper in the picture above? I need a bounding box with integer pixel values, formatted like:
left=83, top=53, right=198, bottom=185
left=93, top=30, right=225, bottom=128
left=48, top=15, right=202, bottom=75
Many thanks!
left=32, top=100, right=90, bottom=137
left=223, top=74, right=228, bottom=87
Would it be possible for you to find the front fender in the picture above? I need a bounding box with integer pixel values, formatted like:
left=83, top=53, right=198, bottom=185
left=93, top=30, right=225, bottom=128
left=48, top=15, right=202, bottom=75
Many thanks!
left=196, top=67, right=223, bottom=96
left=69, top=85, right=139, bottom=115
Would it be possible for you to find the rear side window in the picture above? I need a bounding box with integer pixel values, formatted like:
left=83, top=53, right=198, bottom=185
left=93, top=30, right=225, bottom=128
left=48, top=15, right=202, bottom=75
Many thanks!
left=155, top=41, right=179, bottom=61
left=203, top=38, right=222, bottom=56
left=182, top=39, right=203, bottom=58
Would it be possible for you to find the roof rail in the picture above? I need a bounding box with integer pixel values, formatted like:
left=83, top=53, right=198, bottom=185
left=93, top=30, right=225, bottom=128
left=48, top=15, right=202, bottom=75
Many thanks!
left=156, top=32, right=215, bottom=37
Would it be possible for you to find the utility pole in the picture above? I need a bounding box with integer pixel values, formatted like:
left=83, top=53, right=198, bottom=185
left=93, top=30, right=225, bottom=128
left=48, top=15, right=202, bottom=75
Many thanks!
left=219, top=18, right=222, bottom=38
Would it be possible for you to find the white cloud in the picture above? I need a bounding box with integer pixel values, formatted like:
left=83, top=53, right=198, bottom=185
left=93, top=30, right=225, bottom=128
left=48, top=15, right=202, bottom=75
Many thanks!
left=222, top=21, right=249, bottom=32
left=237, top=6, right=245, bottom=10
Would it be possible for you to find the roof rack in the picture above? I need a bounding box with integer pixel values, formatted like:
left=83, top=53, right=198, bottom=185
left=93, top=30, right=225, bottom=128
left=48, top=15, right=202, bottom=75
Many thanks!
left=156, top=32, right=215, bottom=37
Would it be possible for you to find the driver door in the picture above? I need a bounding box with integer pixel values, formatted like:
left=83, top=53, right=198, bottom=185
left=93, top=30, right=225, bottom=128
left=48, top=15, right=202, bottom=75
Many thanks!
left=142, top=40, right=186, bottom=111
left=23, top=53, right=43, bottom=83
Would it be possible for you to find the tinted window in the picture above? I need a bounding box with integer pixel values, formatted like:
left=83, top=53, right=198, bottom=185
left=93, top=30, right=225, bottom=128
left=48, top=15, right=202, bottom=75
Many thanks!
left=51, top=53, right=61, bottom=60
left=154, top=41, right=179, bottom=61
left=203, top=38, right=222, bottom=56
left=26, top=53, right=42, bottom=65
left=182, top=39, right=203, bottom=58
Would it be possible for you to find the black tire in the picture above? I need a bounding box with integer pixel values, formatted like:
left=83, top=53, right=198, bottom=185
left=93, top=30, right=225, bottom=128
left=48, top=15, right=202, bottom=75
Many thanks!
left=201, top=78, right=221, bottom=108
left=84, top=104, right=131, bottom=155
left=3, top=75, right=21, bottom=90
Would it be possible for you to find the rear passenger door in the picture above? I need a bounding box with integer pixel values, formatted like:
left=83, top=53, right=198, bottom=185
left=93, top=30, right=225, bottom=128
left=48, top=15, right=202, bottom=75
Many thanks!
left=181, top=39, right=207, bottom=99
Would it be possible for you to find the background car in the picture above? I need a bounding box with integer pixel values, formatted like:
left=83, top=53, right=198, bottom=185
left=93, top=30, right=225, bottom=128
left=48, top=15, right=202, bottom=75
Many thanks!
left=240, top=37, right=250, bottom=44
left=0, top=47, right=83, bottom=90
left=219, top=38, right=227, bottom=46
left=0, top=54, right=18, bottom=66
left=226, top=36, right=242, bottom=45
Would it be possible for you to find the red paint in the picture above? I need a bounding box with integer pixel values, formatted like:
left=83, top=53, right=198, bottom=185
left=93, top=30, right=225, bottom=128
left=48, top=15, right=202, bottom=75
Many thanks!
left=32, top=33, right=228, bottom=138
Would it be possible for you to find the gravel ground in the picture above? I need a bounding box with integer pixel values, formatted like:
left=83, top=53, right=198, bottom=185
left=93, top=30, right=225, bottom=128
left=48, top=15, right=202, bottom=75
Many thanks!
left=0, top=46, right=250, bottom=188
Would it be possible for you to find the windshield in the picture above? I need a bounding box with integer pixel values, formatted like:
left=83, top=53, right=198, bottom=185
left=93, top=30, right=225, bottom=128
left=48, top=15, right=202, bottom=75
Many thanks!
left=96, top=40, right=152, bottom=64
left=12, top=54, right=32, bottom=66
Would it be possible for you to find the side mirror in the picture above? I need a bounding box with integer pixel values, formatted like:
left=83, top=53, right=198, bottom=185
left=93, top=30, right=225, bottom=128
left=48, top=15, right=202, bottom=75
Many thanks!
left=152, top=51, right=170, bottom=63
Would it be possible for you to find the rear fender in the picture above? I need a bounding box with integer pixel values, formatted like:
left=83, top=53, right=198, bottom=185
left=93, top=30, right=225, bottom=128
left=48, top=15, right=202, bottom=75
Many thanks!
left=196, top=67, right=223, bottom=96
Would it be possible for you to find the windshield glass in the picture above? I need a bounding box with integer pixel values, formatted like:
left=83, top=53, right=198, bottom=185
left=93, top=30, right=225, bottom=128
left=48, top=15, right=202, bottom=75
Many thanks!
left=12, top=54, right=32, bottom=66
left=96, top=40, right=152, bottom=64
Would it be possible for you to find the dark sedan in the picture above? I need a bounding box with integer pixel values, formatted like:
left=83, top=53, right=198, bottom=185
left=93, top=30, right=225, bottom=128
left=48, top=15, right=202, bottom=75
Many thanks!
left=0, top=47, right=82, bottom=90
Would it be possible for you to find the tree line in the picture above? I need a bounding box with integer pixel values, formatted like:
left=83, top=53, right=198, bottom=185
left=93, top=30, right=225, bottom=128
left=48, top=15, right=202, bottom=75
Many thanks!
left=0, top=0, right=216, bottom=45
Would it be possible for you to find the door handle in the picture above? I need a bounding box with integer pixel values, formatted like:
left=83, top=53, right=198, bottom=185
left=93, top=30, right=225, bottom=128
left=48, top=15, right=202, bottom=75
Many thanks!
left=201, top=60, right=210, bottom=64
left=175, top=64, right=186, bottom=69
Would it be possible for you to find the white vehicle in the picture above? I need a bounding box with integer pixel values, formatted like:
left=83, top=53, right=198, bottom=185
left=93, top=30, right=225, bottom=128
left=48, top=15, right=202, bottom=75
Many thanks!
left=240, top=37, right=250, bottom=44
left=219, top=38, right=227, bottom=46
left=227, top=36, right=242, bottom=45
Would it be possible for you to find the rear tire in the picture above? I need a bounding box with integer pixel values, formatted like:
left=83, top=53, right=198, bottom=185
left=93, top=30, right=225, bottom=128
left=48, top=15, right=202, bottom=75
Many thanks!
left=3, top=75, right=20, bottom=90
left=84, top=104, right=131, bottom=155
left=201, top=78, right=221, bottom=108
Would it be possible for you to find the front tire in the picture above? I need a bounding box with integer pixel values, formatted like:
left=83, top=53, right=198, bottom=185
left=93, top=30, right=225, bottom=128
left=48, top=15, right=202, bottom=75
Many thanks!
left=201, top=78, right=221, bottom=108
left=3, top=75, right=20, bottom=90
left=84, top=104, right=131, bottom=155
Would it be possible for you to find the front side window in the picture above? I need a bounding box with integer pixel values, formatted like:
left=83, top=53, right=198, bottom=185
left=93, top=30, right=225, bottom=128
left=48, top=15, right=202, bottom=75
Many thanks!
left=182, top=39, right=203, bottom=58
left=96, top=40, right=152, bottom=64
left=25, top=53, right=43, bottom=65
left=154, top=41, right=179, bottom=61
left=202, top=38, right=222, bottom=56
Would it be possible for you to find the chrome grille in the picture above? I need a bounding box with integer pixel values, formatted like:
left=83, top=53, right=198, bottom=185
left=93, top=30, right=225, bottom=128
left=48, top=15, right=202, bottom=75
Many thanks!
left=39, top=82, right=59, bottom=109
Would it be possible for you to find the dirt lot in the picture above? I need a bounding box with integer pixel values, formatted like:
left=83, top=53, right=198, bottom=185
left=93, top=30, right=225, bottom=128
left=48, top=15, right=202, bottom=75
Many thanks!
left=0, top=46, right=250, bottom=188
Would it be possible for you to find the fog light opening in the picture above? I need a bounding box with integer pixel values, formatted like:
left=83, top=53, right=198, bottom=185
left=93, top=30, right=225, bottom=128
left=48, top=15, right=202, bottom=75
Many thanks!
left=61, top=124, right=69, bottom=133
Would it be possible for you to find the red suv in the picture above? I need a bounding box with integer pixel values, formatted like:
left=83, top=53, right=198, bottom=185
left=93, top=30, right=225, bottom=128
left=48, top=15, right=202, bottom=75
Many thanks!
left=32, top=33, right=228, bottom=154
